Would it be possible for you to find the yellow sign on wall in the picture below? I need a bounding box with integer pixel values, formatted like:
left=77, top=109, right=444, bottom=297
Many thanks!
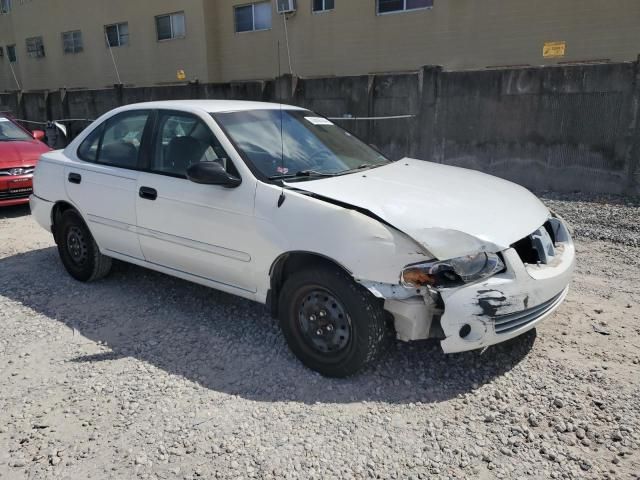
left=543, top=41, right=566, bottom=58
left=177, top=69, right=186, bottom=81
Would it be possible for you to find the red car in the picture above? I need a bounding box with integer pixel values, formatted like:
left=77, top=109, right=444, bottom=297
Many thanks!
left=0, top=114, right=50, bottom=207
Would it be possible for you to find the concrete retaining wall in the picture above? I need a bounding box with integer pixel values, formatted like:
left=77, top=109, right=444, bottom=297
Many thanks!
left=1, top=60, right=638, bottom=195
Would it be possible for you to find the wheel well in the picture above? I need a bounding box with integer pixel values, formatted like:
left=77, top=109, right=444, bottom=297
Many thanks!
left=268, top=252, right=352, bottom=318
left=51, top=201, right=77, bottom=243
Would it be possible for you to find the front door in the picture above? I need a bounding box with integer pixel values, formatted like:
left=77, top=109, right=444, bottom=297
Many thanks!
left=135, top=110, right=258, bottom=295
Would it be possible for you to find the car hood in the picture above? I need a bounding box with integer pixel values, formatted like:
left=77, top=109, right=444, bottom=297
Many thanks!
left=287, top=159, right=550, bottom=259
left=0, top=140, right=50, bottom=169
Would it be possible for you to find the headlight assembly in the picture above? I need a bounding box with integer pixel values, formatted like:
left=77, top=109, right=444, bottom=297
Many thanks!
left=401, top=252, right=505, bottom=289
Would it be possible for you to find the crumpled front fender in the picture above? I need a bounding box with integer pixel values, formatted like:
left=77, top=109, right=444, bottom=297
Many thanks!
left=407, top=227, right=505, bottom=260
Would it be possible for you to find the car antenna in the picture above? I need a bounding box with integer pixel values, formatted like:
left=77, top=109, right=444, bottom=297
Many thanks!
left=277, top=40, right=286, bottom=208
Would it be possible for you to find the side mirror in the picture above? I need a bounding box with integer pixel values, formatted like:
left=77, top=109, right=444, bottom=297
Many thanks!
left=32, top=130, right=46, bottom=141
left=186, top=161, right=241, bottom=188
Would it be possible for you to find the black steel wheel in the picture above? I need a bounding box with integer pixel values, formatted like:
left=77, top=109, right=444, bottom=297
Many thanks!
left=56, top=209, right=112, bottom=282
left=296, top=287, right=352, bottom=356
left=279, top=264, right=388, bottom=377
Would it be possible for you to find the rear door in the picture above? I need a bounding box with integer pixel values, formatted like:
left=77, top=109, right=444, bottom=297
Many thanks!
left=135, top=109, right=258, bottom=294
left=64, top=109, right=152, bottom=260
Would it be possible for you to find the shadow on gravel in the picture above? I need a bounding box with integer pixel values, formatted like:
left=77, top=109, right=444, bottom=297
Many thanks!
left=0, top=204, right=30, bottom=219
left=1, top=247, right=536, bottom=405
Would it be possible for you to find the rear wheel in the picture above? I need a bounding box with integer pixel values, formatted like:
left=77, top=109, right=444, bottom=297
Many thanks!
left=279, top=265, right=388, bottom=377
left=56, top=210, right=112, bottom=282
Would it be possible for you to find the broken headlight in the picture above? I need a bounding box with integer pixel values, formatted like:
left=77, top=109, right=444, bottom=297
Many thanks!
left=401, top=252, right=504, bottom=289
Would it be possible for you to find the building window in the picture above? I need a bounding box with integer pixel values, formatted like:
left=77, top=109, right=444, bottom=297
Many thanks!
left=156, top=12, right=186, bottom=41
left=0, top=0, right=11, bottom=14
left=26, top=37, right=45, bottom=58
left=377, top=0, right=433, bottom=14
left=312, top=0, right=334, bottom=12
left=105, top=22, right=129, bottom=47
left=234, top=2, right=272, bottom=33
left=62, top=30, right=83, bottom=54
left=7, top=44, right=16, bottom=62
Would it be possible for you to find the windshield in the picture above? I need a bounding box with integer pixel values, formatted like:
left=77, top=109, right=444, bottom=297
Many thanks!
left=212, top=110, right=389, bottom=180
left=0, top=117, right=31, bottom=141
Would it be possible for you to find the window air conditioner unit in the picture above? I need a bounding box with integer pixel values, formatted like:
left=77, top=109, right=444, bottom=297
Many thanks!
left=277, top=0, right=297, bottom=14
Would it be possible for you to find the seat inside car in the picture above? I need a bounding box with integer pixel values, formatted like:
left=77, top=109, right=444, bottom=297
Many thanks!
left=100, top=141, right=139, bottom=168
left=166, top=136, right=209, bottom=174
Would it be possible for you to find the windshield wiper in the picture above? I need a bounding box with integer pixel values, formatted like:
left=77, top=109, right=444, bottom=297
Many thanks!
left=337, top=163, right=384, bottom=176
left=268, top=170, right=339, bottom=181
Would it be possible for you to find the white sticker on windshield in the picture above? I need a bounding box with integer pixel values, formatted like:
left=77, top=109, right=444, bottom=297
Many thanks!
left=305, top=116, right=334, bottom=126
left=0, top=118, right=10, bottom=122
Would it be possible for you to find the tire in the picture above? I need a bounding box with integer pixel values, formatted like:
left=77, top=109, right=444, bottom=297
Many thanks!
left=56, top=210, right=112, bottom=282
left=279, top=264, right=388, bottom=377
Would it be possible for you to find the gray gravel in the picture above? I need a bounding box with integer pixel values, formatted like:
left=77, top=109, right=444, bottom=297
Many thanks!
left=1, top=194, right=639, bottom=479
left=541, top=192, right=640, bottom=247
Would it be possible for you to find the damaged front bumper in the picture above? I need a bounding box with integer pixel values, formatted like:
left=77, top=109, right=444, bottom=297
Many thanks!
left=365, top=217, right=576, bottom=353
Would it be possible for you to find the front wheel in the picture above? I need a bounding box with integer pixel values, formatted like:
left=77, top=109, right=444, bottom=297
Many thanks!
left=56, top=210, right=112, bottom=282
left=278, top=265, right=388, bottom=377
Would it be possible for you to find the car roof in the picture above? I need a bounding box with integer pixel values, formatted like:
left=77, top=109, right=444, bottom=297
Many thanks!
left=123, top=100, right=307, bottom=114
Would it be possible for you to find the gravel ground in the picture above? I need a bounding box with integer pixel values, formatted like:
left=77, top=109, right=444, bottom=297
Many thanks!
left=0, top=194, right=639, bottom=480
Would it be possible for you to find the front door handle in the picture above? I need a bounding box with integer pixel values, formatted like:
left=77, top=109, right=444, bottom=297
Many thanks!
left=139, top=186, right=158, bottom=201
left=68, top=172, right=81, bottom=184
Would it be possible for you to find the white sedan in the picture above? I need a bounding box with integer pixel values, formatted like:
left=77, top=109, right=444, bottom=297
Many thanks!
left=30, top=100, right=575, bottom=377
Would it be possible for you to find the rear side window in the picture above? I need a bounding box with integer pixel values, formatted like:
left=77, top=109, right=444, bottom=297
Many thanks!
left=76, top=111, right=150, bottom=169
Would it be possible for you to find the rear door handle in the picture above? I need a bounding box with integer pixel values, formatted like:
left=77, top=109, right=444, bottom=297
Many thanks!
left=68, top=172, right=81, bottom=184
left=139, top=186, right=157, bottom=201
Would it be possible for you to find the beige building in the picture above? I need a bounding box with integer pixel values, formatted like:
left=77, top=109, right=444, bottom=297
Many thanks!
left=1, top=0, right=639, bottom=92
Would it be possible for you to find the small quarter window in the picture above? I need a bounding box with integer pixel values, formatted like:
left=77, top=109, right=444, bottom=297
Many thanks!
left=77, top=124, right=104, bottom=163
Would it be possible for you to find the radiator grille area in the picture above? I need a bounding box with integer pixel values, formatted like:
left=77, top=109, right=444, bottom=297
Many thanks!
left=0, top=187, right=33, bottom=200
left=494, top=290, right=565, bottom=334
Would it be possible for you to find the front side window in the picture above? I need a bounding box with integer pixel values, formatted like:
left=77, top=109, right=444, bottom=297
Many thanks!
left=234, top=2, right=272, bottom=33
left=105, top=22, right=129, bottom=47
left=213, top=110, right=389, bottom=180
left=152, top=112, right=235, bottom=177
left=156, top=12, right=186, bottom=41
left=377, top=0, right=433, bottom=14
left=0, top=117, right=31, bottom=141
left=62, top=30, right=83, bottom=54
left=312, top=0, right=334, bottom=12
left=77, top=111, right=150, bottom=168
left=26, top=36, right=45, bottom=58
left=7, top=44, right=17, bottom=63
